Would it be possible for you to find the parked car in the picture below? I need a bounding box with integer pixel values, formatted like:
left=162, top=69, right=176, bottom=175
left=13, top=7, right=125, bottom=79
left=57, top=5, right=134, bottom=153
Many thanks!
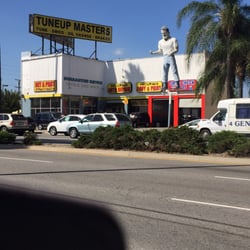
left=129, top=112, right=150, bottom=128
left=26, top=117, right=36, bottom=133
left=178, top=119, right=201, bottom=129
left=47, top=114, right=86, bottom=136
left=67, top=113, right=132, bottom=138
left=0, top=113, right=29, bottom=135
left=35, top=112, right=62, bottom=130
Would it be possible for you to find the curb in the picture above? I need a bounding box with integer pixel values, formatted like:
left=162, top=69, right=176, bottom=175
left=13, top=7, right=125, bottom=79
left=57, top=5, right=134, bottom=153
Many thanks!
left=27, top=144, right=250, bottom=166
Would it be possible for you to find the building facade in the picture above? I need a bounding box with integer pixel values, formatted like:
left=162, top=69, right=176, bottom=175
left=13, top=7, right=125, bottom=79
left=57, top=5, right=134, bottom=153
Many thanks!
left=21, top=51, right=212, bottom=127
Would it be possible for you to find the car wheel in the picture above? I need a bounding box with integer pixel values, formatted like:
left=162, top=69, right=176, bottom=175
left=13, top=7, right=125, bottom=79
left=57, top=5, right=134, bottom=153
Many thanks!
left=0, top=126, right=8, bottom=132
left=69, top=128, right=78, bottom=138
left=200, top=128, right=211, bottom=138
left=49, top=126, right=57, bottom=136
left=38, top=124, right=43, bottom=130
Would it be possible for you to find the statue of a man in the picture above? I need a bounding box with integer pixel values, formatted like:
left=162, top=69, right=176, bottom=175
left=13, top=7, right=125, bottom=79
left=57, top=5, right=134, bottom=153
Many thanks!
left=150, top=26, right=180, bottom=92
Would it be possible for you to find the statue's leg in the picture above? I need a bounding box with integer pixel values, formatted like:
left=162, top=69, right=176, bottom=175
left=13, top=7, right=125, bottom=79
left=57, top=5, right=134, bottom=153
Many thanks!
left=162, top=56, right=170, bottom=92
left=170, top=56, right=180, bottom=89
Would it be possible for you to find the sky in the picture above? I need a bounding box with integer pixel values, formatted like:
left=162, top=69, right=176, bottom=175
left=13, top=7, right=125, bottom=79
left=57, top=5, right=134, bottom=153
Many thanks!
left=0, top=0, right=248, bottom=90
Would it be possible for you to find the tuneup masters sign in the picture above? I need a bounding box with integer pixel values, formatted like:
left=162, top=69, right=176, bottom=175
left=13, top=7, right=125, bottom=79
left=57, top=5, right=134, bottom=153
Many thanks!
left=29, top=14, right=112, bottom=43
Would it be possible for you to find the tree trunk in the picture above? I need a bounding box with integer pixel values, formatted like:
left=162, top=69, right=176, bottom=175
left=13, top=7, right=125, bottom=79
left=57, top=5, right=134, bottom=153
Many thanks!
left=238, top=77, right=244, bottom=97
left=225, top=48, right=235, bottom=98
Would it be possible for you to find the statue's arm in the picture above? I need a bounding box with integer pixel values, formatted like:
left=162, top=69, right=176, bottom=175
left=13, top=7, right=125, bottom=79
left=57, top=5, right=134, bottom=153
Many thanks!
left=150, top=49, right=162, bottom=55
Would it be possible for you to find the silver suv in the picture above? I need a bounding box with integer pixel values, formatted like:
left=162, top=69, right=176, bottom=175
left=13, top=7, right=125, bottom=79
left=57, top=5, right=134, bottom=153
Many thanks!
left=0, top=113, right=29, bottom=135
left=47, top=114, right=86, bottom=136
left=67, top=113, right=132, bottom=138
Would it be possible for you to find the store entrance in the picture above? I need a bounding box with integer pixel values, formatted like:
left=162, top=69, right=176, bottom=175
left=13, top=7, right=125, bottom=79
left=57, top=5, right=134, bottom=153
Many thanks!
left=152, top=99, right=173, bottom=127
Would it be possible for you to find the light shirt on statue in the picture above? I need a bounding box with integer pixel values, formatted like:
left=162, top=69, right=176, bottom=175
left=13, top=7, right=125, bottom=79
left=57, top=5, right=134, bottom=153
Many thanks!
left=158, top=37, right=178, bottom=56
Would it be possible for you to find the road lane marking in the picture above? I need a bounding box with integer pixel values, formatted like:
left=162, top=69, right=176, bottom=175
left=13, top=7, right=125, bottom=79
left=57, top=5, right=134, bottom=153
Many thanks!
left=0, top=156, right=52, bottom=164
left=171, top=198, right=250, bottom=212
left=215, top=176, right=250, bottom=182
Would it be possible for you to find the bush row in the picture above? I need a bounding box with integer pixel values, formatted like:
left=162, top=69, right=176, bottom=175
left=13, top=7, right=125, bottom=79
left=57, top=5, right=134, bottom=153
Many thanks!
left=0, top=128, right=249, bottom=157
left=0, top=131, right=41, bottom=145
left=0, top=131, right=16, bottom=144
left=72, top=125, right=250, bottom=157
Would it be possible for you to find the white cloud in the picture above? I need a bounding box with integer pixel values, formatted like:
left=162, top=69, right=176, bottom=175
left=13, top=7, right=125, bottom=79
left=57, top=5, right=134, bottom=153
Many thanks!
left=114, top=48, right=125, bottom=57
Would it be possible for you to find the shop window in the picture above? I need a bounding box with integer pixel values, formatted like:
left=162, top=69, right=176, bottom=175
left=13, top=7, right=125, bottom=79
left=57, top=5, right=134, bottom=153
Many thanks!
left=31, top=97, right=61, bottom=116
left=130, top=99, right=148, bottom=113
left=179, top=108, right=201, bottom=124
left=105, top=103, right=123, bottom=113
left=32, top=98, right=40, bottom=108
left=51, top=98, right=60, bottom=108
left=41, top=98, right=50, bottom=108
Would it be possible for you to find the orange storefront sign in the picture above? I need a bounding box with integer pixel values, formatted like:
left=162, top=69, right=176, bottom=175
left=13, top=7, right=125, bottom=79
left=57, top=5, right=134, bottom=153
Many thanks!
left=34, top=80, right=57, bottom=92
left=136, top=81, right=162, bottom=93
left=107, top=82, right=132, bottom=94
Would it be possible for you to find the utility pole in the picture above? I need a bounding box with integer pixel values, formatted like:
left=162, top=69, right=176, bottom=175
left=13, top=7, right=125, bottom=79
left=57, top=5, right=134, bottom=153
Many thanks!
left=15, top=78, right=21, bottom=94
left=15, top=79, right=21, bottom=113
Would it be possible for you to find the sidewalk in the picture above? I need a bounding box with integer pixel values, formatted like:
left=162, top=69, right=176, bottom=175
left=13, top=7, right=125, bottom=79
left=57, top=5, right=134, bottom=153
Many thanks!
left=28, top=144, right=250, bottom=166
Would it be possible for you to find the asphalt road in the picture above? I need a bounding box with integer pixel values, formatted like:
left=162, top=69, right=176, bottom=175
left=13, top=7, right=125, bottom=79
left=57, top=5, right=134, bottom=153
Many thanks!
left=0, top=143, right=249, bottom=250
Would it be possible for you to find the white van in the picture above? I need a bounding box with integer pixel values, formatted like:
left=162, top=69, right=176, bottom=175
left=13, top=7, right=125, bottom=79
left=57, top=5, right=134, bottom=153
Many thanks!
left=197, top=98, right=250, bottom=137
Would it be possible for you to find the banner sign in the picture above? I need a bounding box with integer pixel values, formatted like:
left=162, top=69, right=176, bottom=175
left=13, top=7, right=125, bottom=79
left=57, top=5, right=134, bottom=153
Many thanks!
left=107, top=82, right=132, bottom=94
left=30, top=14, right=112, bottom=43
left=168, top=79, right=197, bottom=91
left=136, top=81, right=162, bottom=93
left=34, top=80, right=57, bottom=92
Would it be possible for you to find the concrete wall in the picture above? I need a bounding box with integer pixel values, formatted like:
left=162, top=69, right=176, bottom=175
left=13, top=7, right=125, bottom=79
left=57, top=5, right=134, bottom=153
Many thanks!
left=104, top=53, right=206, bottom=97
left=21, top=52, right=206, bottom=98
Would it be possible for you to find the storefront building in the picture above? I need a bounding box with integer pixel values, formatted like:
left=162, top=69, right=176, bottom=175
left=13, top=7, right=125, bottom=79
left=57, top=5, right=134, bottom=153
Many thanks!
left=21, top=51, right=209, bottom=127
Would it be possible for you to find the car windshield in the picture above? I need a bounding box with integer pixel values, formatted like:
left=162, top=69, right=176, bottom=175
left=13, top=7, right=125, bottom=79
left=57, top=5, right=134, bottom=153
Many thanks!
left=188, top=119, right=200, bottom=126
left=60, top=116, right=67, bottom=122
left=52, top=112, right=62, bottom=120
left=213, top=109, right=226, bottom=122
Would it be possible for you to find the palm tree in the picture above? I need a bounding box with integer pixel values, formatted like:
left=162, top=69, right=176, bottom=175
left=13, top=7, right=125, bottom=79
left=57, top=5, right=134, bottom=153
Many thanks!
left=232, top=32, right=250, bottom=97
left=177, top=0, right=250, bottom=101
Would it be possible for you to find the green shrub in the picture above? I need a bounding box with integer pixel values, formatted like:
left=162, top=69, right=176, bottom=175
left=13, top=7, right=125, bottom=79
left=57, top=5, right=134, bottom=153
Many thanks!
left=92, top=125, right=140, bottom=150
left=23, top=131, right=42, bottom=145
left=71, top=126, right=250, bottom=157
left=159, top=128, right=179, bottom=152
left=91, top=126, right=118, bottom=149
left=141, top=129, right=162, bottom=152
left=160, top=126, right=206, bottom=155
left=109, top=126, right=142, bottom=150
left=72, top=133, right=93, bottom=148
left=229, top=139, right=250, bottom=157
left=0, top=131, right=16, bottom=144
left=72, top=125, right=141, bottom=150
left=71, top=126, right=207, bottom=155
left=207, top=131, right=247, bottom=154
